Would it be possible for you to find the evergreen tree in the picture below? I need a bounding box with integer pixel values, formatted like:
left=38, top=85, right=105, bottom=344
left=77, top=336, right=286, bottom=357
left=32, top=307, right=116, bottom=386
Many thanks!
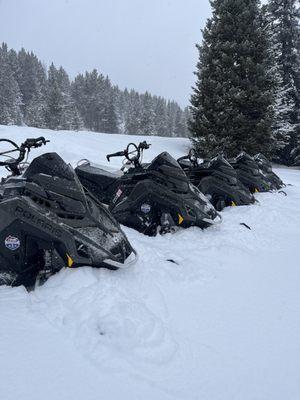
left=16, top=49, right=47, bottom=126
left=139, top=92, right=155, bottom=135
left=183, top=107, right=191, bottom=137
left=174, top=108, right=187, bottom=137
left=125, top=90, right=142, bottom=134
left=114, top=87, right=127, bottom=133
left=101, top=77, right=118, bottom=133
left=0, top=43, right=23, bottom=125
left=154, top=97, right=168, bottom=136
left=190, top=0, right=275, bottom=157
left=266, top=0, right=300, bottom=163
left=45, top=64, right=82, bottom=130
left=102, top=97, right=118, bottom=133
left=166, top=101, right=179, bottom=136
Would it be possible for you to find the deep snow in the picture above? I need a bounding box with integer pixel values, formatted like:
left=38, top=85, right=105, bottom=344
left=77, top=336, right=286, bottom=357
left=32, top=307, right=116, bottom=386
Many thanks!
left=0, top=125, right=299, bottom=400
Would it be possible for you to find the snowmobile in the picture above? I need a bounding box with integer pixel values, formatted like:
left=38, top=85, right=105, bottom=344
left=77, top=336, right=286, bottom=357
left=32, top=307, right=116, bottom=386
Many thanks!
left=75, top=141, right=221, bottom=236
left=253, top=153, right=285, bottom=190
left=229, top=152, right=272, bottom=193
left=0, top=137, right=137, bottom=288
left=177, top=149, right=255, bottom=211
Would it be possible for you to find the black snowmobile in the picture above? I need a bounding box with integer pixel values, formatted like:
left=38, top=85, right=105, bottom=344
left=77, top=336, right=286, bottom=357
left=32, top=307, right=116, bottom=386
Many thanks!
left=229, top=152, right=272, bottom=193
left=177, top=149, right=255, bottom=211
left=75, top=141, right=221, bottom=236
left=0, top=137, right=136, bottom=288
left=254, top=153, right=285, bottom=190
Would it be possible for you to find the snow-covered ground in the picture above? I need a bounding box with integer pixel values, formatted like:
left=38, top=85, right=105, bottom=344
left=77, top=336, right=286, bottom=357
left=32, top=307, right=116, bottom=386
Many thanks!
left=0, top=125, right=299, bottom=400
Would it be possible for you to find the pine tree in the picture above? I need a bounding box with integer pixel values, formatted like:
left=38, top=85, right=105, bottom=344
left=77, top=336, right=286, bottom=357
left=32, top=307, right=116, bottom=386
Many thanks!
left=166, top=101, right=178, bottom=136
left=190, top=0, right=275, bottom=157
left=267, top=0, right=300, bottom=163
left=16, top=49, right=47, bottom=126
left=44, top=63, right=64, bottom=129
left=174, top=108, right=187, bottom=137
left=139, top=92, right=155, bottom=135
left=183, top=107, right=191, bottom=137
left=45, top=64, right=82, bottom=130
left=154, top=97, right=168, bottom=136
left=125, top=90, right=142, bottom=134
left=0, top=43, right=23, bottom=125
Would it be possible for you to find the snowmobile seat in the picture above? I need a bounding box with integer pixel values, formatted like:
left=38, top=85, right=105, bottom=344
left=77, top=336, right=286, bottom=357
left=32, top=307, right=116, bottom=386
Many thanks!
left=76, top=163, right=122, bottom=190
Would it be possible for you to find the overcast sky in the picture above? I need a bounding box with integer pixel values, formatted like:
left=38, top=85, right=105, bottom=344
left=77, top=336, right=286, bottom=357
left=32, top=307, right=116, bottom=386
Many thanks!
left=0, top=0, right=212, bottom=106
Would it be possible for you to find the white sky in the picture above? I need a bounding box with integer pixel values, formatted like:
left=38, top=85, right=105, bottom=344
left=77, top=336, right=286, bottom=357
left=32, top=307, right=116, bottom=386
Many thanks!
left=0, top=0, right=213, bottom=106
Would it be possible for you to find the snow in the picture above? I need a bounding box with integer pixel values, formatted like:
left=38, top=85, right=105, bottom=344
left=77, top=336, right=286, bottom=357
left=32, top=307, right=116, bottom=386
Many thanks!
left=0, top=125, right=300, bottom=400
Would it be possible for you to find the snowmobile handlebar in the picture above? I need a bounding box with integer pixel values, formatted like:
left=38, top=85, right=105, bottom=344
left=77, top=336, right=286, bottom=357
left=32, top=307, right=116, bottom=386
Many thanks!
left=106, top=150, right=126, bottom=162
left=178, top=149, right=200, bottom=166
left=0, top=137, right=49, bottom=168
left=22, top=137, right=49, bottom=149
left=106, top=141, right=151, bottom=165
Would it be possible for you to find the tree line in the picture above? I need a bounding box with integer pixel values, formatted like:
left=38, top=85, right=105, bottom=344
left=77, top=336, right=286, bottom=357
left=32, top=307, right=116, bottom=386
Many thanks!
left=0, top=43, right=190, bottom=137
left=190, top=0, right=300, bottom=164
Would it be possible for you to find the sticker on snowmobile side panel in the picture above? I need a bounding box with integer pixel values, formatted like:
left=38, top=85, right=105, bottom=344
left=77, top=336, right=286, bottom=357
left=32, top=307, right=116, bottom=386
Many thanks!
left=113, top=188, right=123, bottom=204
left=141, top=203, right=151, bottom=214
left=5, top=236, right=20, bottom=251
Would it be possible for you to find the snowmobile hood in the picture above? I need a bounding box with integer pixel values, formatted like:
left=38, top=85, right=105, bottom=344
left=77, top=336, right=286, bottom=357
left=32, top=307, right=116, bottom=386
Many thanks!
left=206, top=155, right=233, bottom=169
left=254, top=153, right=272, bottom=173
left=146, top=152, right=190, bottom=193
left=234, top=152, right=261, bottom=173
left=230, top=152, right=271, bottom=192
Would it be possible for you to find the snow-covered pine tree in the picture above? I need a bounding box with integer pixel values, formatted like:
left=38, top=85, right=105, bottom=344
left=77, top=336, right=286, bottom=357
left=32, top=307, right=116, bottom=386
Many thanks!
left=72, top=70, right=107, bottom=132
left=16, top=49, right=47, bottom=127
left=139, top=92, right=155, bottom=135
left=174, top=108, right=187, bottom=137
left=45, top=64, right=82, bottom=130
left=44, top=63, right=64, bottom=130
left=114, top=87, right=127, bottom=133
left=101, top=77, right=118, bottom=133
left=166, top=101, right=179, bottom=137
left=154, top=96, right=168, bottom=136
left=56, top=67, right=83, bottom=130
left=190, top=0, right=275, bottom=157
left=0, top=43, right=23, bottom=125
left=266, top=0, right=300, bottom=164
left=183, top=107, right=191, bottom=137
left=124, top=90, right=142, bottom=135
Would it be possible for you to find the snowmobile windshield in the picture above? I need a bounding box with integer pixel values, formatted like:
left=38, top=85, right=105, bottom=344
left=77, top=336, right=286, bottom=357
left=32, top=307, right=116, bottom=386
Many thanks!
left=147, top=152, right=189, bottom=193
left=208, top=155, right=232, bottom=169
left=149, top=152, right=183, bottom=171
left=24, top=153, right=75, bottom=181
left=255, top=154, right=272, bottom=171
left=236, top=152, right=253, bottom=162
